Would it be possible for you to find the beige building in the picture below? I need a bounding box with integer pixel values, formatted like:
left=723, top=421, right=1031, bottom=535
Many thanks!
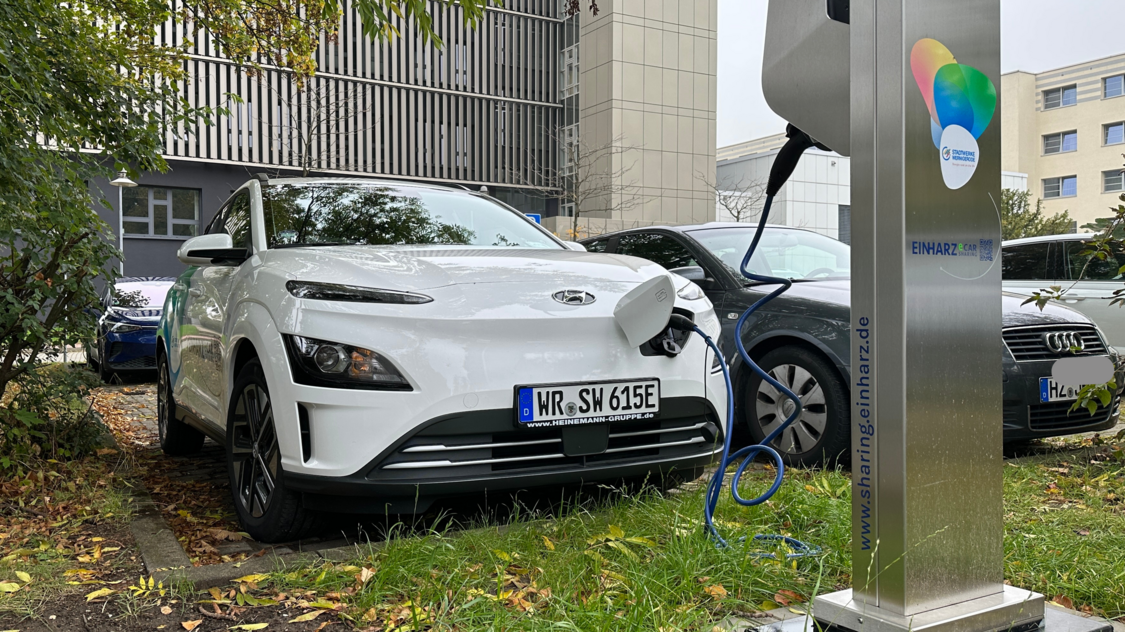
left=1002, top=53, right=1125, bottom=228
left=543, top=0, right=718, bottom=237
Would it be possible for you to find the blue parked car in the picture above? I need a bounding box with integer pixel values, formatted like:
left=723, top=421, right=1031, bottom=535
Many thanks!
left=88, top=277, right=176, bottom=382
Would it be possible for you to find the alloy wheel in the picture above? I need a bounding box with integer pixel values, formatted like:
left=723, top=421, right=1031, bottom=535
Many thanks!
left=754, top=363, right=829, bottom=455
left=231, top=383, right=280, bottom=518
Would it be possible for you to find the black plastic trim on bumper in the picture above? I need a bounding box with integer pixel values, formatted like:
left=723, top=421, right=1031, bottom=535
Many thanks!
left=286, top=449, right=718, bottom=514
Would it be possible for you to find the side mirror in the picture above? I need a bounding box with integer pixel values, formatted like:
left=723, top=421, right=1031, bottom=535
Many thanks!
left=177, top=234, right=247, bottom=266
left=563, top=241, right=587, bottom=252
left=670, top=266, right=717, bottom=290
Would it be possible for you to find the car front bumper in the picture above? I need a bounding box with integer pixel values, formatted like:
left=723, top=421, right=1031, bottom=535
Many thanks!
left=103, top=330, right=159, bottom=370
left=1002, top=357, right=1123, bottom=442
left=284, top=396, right=722, bottom=513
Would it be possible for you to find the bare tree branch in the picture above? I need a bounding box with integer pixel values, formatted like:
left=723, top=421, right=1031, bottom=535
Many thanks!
left=266, top=78, right=380, bottom=176
left=697, top=172, right=766, bottom=224
left=514, top=130, right=643, bottom=239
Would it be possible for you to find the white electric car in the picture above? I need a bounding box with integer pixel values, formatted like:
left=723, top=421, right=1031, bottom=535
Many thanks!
left=158, top=177, right=726, bottom=542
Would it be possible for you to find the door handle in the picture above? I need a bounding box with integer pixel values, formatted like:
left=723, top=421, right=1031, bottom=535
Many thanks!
left=188, top=287, right=203, bottom=297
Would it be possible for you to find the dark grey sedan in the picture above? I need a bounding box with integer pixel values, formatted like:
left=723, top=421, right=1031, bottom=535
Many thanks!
left=583, top=223, right=1123, bottom=467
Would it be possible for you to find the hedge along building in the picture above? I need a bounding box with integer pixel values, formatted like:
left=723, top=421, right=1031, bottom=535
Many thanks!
left=93, top=0, right=719, bottom=277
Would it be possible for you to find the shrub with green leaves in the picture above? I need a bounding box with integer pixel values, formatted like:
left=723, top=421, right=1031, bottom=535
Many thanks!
left=0, top=365, right=106, bottom=464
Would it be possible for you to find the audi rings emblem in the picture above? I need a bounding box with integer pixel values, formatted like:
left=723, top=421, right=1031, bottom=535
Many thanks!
left=1043, top=331, right=1085, bottom=354
left=553, top=289, right=596, bottom=305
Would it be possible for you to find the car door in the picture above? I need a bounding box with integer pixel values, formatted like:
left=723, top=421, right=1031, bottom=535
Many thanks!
left=1061, top=238, right=1125, bottom=350
left=181, top=189, right=253, bottom=428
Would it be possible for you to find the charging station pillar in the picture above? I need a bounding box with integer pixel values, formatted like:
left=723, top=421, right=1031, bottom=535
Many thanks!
left=810, top=1, right=1047, bottom=630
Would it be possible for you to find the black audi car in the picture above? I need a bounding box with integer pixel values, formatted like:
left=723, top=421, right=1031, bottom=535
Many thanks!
left=582, top=223, right=1123, bottom=466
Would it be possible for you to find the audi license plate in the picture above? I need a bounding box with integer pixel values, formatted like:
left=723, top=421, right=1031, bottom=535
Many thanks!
left=1040, top=378, right=1085, bottom=403
left=516, top=379, right=660, bottom=428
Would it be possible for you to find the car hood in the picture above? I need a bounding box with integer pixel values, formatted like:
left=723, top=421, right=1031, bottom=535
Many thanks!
left=107, top=307, right=162, bottom=324
left=262, top=246, right=669, bottom=292
left=757, top=279, right=1093, bottom=326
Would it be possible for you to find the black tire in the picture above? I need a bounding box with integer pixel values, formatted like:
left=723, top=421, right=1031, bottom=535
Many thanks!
left=97, top=339, right=115, bottom=383
left=741, top=346, right=850, bottom=468
left=226, top=359, right=319, bottom=543
left=157, top=354, right=204, bottom=456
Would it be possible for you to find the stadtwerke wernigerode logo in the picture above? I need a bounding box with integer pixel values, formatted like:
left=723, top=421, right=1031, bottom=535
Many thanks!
left=911, top=38, right=997, bottom=190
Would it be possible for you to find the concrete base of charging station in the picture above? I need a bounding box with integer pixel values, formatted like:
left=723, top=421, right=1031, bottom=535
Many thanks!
left=749, top=603, right=1115, bottom=632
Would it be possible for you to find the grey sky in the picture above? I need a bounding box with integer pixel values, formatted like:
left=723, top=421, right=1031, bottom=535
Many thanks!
left=717, top=0, right=1125, bottom=148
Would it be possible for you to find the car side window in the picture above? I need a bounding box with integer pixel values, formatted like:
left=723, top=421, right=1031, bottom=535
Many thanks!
left=204, top=206, right=226, bottom=236
left=1001, top=243, right=1052, bottom=280
left=583, top=238, right=610, bottom=253
left=223, top=191, right=252, bottom=251
left=1065, top=240, right=1124, bottom=281
left=615, top=233, right=698, bottom=270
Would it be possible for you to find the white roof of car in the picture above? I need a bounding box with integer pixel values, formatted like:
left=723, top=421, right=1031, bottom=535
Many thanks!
left=260, top=176, right=468, bottom=194
left=1003, top=233, right=1096, bottom=246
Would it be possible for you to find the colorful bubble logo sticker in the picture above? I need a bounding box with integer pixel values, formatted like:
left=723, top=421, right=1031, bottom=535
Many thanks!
left=911, top=38, right=996, bottom=190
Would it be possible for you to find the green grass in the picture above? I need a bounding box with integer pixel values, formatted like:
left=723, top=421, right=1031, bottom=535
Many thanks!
left=243, top=445, right=1125, bottom=630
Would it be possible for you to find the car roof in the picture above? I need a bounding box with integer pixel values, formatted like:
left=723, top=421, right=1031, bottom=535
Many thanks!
left=580, top=222, right=814, bottom=242
left=259, top=176, right=472, bottom=195
left=1002, top=233, right=1095, bottom=246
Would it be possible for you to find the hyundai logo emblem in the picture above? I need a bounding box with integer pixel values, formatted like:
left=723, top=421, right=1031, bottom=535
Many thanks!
left=1043, top=331, right=1085, bottom=355
left=552, top=289, right=596, bottom=305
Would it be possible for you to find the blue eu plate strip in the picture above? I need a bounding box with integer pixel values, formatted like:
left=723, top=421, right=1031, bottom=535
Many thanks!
left=1040, top=378, right=1049, bottom=403
left=518, top=388, right=534, bottom=423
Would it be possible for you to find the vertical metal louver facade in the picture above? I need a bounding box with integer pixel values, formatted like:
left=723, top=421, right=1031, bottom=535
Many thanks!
left=160, top=0, right=564, bottom=190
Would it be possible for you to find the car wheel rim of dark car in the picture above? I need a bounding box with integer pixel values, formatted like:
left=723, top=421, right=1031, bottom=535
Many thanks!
left=755, top=363, right=828, bottom=455
left=231, top=383, right=280, bottom=518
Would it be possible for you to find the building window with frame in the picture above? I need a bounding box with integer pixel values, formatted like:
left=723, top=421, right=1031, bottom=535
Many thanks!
left=559, top=45, right=579, bottom=99
left=1043, top=176, right=1077, bottom=199
left=1104, top=169, right=1125, bottom=194
left=1043, top=85, right=1077, bottom=110
left=121, top=186, right=200, bottom=238
left=1105, top=122, right=1124, bottom=146
left=1105, top=75, right=1124, bottom=99
left=560, top=124, right=579, bottom=176
left=1043, top=131, right=1078, bottom=154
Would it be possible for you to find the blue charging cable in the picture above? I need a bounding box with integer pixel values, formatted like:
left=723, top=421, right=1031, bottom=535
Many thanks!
left=685, top=191, right=823, bottom=558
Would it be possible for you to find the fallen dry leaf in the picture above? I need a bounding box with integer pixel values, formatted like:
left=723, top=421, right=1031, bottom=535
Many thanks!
left=704, top=584, right=728, bottom=599
left=291, top=610, right=325, bottom=623
left=1051, top=595, right=1074, bottom=610
left=161, top=606, right=173, bottom=615
left=181, top=620, right=202, bottom=631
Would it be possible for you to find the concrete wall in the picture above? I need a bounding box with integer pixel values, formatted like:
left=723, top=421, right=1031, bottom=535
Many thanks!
left=578, top=0, right=718, bottom=227
left=1000, top=54, right=1125, bottom=227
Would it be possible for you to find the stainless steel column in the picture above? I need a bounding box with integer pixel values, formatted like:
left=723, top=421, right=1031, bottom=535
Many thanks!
left=812, top=1, right=1045, bottom=630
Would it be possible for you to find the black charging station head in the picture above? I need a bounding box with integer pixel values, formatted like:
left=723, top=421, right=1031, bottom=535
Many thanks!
left=766, top=124, right=832, bottom=197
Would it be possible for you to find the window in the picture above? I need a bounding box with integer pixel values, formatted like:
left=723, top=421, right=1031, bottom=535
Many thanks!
left=1043, top=85, right=1077, bottom=109
left=1105, top=169, right=1125, bottom=193
left=1065, top=240, right=1124, bottom=281
left=559, top=45, right=579, bottom=98
left=838, top=205, right=851, bottom=246
left=615, top=233, right=699, bottom=271
left=559, top=202, right=575, bottom=218
left=1105, top=75, right=1124, bottom=99
left=223, top=191, right=252, bottom=250
left=688, top=226, right=851, bottom=280
left=1105, top=122, right=1124, bottom=146
left=121, top=186, right=200, bottom=238
left=560, top=124, right=578, bottom=176
left=1001, top=243, right=1051, bottom=280
left=583, top=238, right=609, bottom=253
left=1043, top=176, right=1077, bottom=199
left=1043, top=131, right=1078, bottom=154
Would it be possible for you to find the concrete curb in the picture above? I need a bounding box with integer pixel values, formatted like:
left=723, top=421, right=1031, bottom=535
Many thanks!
left=129, top=486, right=193, bottom=573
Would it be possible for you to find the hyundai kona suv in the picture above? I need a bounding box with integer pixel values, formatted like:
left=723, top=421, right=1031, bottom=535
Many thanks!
left=157, top=177, right=726, bottom=542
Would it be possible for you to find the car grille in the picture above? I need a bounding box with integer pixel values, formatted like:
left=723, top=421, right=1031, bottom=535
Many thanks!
left=1002, top=325, right=1106, bottom=362
left=111, top=355, right=157, bottom=369
left=1028, top=398, right=1119, bottom=432
left=367, top=398, right=720, bottom=481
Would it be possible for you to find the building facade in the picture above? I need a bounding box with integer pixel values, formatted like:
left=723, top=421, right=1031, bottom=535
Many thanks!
left=1002, top=53, right=1125, bottom=227
left=96, top=0, right=717, bottom=276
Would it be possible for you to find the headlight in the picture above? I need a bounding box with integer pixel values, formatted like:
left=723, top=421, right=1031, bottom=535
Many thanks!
left=110, top=322, right=146, bottom=334
left=284, top=335, right=411, bottom=390
left=286, top=281, right=432, bottom=304
left=676, top=282, right=706, bottom=301
left=711, top=351, right=724, bottom=372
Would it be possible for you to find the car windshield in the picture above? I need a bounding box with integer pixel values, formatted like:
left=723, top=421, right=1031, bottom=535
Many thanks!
left=263, top=183, right=559, bottom=249
left=687, top=227, right=851, bottom=281
left=113, top=284, right=170, bottom=308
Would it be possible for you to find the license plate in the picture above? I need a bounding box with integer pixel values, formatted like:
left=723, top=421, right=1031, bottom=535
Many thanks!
left=516, top=379, right=660, bottom=428
left=1040, top=378, right=1085, bottom=403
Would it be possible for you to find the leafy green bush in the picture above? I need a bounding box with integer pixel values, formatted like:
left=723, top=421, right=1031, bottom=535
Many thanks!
left=0, top=364, right=106, bottom=465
